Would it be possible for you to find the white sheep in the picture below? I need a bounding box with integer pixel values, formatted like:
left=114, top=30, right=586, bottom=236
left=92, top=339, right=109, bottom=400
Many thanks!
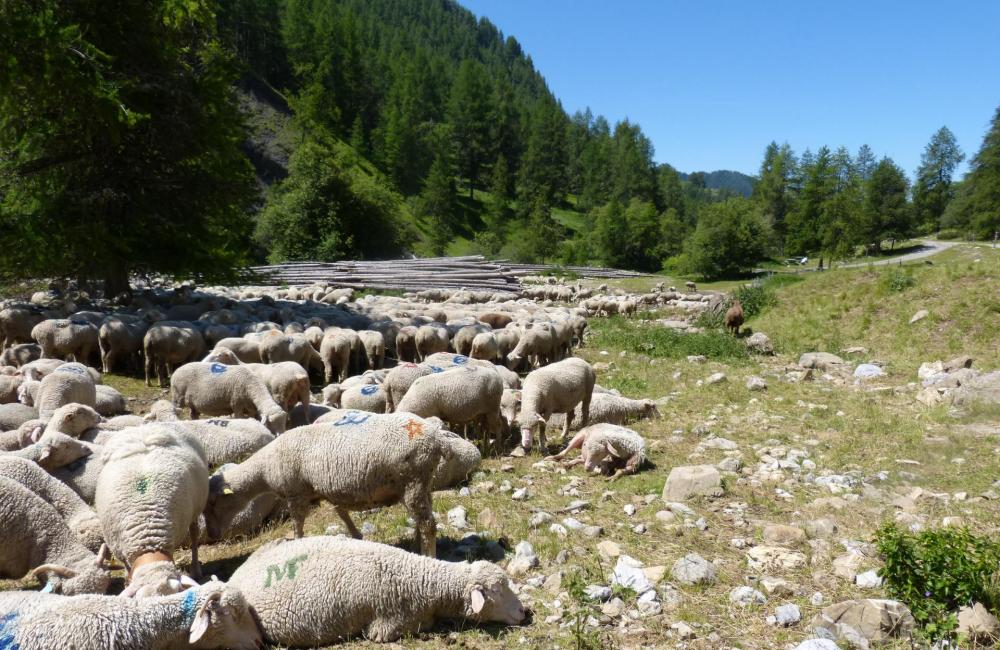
left=204, top=412, right=443, bottom=556
left=170, top=361, right=287, bottom=434
left=0, top=475, right=112, bottom=595
left=94, top=383, right=127, bottom=415
left=22, top=362, right=97, bottom=420
left=95, top=424, right=209, bottom=594
left=516, top=356, right=595, bottom=454
left=470, top=331, right=500, bottom=362
left=546, top=423, right=648, bottom=481
left=31, top=318, right=99, bottom=363
left=243, top=361, right=311, bottom=418
left=415, top=324, right=450, bottom=360
left=545, top=393, right=661, bottom=430
left=0, top=455, right=104, bottom=552
left=319, top=329, right=353, bottom=383
left=143, top=322, right=207, bottom=387
left=227, top=536, right=525, bottom=645
left=0, top=579, right=263, bottom=649
left=433, top=428, right=482, bottom=490
left=339, top=381, right=387, bottom=413
left=358, top=329, right=386, bottom=370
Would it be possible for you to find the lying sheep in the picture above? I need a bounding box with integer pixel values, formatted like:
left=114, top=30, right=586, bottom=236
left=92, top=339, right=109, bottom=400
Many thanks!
left=18, top=357, right=70, bottom=381
left=0, top=402, right=37, bottom=431
left=163, top=418, right=273, bottom=467
left=546, top=423, right=648, bottom=481
left=516, top=356, right=595, bottom=454
left=0, top=342, right=41, bottom=367
left=228, top=536, right=525, bottom=645
left=94, top=383, right=127, bottom=415
left=204, top=412, right=443, bottom=556
left=95, top=424, right=209, bottom=593
left=545, top=393, right=661, bottom=430
left=0, top=456, right=104, bottom=552
left=24, top=362, right=97, bottom=420
left=0, top=579, right=262, bottom=649
left=31, top=319, right=99, bottom=363
left=13, top=431, right=96, bottom=471
left=0, top=476, right=112, bottom=595
left=170, top=362, right=287, bottom=434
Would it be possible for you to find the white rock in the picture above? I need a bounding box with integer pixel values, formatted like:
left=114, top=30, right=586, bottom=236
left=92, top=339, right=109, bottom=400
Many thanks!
left=707, top=372, right=727, bottom=384
left=746, top=375, right=768, bottom=391
left=730, top=586, right=766, bottom=606
left=671, top=553, right=717, bottom=585
left=611, top=555, right=653, bottom=594
left=810, top=592, right=824, bottom=606
left=909, top=309, right=929, bottom=324
left=584, top=585, right=612, bottom=601
left=855, top=569, right=882, bottom=588
left=447, top=506, right=468, bottom=529
left=775, top=603, right=801, bottom=626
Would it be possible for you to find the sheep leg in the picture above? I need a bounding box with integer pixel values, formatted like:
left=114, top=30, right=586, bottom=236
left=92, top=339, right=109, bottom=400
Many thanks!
left=561, top=410, right=574, bottom=444
left=288, top=498, right=312, bottom=538
left=144, top=356, right=154, bottom=386
left=608, top=455, right=643, bottom=482
left=546, top=431, right=587, bottom=461
left=335, top=506, right=363, bottom=539
left=536, top=419, right=547, bottom=454
left=404, top=481, right=436, bottom=557
left=189, top=522, right=202, bottom=578
left=367, top=617, right=407, bottom=643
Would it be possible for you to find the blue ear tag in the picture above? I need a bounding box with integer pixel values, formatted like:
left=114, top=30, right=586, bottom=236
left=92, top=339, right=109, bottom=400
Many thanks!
left=210, top=363, right=227, bottom=374
left=41, top=581, right=54, bottom=593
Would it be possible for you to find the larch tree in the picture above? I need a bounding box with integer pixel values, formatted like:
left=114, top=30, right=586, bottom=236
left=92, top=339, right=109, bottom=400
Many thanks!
left=913, top=126, right=965, bottom=232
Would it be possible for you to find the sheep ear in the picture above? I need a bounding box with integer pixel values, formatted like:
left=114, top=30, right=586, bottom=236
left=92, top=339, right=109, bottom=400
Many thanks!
left=606, top=442, right=622, bottom=458
left=95, top=543, right=111, bottom=568
left=180, top=575, right=199, bottom=588
left=470, top=588, right=486, bottom=613
left=189, top=592, right=221, bottom=644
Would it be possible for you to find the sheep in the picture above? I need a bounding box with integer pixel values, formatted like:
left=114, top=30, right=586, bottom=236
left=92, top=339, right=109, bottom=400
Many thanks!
left=213, top=336, right=262, bottom=363
left=31, top=318, right=99, bottom=363
left=452, top=324, right=490, bottom=357
left=27, top=361, right=97, bottom=420
left=0, top=342, right=41, bottom=367
left=415, top=324, right=450, bottom=360
left=0, top=579, right=263, bottom=649
left=0, top=456, right=104, bottom=552
left=170, top=362, right=287, bottom=434
left=339, top=381, right=387, bottom=413
left=0, top=373, right=22, bottom=403
left=161, top=419, right=273, bottom=467
left=395, top=325, right=418, bottom=362
left=203, top=412, right=444, bottom=556
left=143, top=322, right=207, bottom=387
left=13, top=431, right=96, bottom=470
left=0, top=306, right=44, bottom=348
left=547, top=423, right=648, bottom=481
left=0, top=476, right=112, bottom=595
left=319, top=329, right=353, bottom=383
left=18, top=357, right=69, bottom=380
left=725, top=298, right=744, bottom=335
left=382, top=362, right=435, bottom=413
left=479, top=312, right=514, bottom=329
left=358, top=329, right=386, bottom=370
left=433, top=428, right=482, bottom=490
left=507, top=323, right=557, bottom=369
left=0, top=402, right=37, bottom=431
left=685, top=280, right=697, bottom=291
left=94, top=383, right=127, bottom=415
left=143, top=398, right=180, bottom=422
left=470, top=331, right=500, bottom=362
left=228, top=536, right=524, bottom=645
left=95, top=424, right=210, bottom=593
left=98, top=317, right=149, bottom=373
left=516, top=357, right=596, bottom=454
left=257, top=330, right=319, bottom=371
left=288, top=402, right=331, bottom=428
left=244, top=361, right=311, bottom=418
left=545, top=393, right=661, bottom=430
left=395, top=366, right=505, bottom=452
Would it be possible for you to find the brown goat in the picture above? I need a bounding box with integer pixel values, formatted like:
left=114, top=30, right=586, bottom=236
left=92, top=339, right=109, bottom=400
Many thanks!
left=724, top=299, right=744, bottom=335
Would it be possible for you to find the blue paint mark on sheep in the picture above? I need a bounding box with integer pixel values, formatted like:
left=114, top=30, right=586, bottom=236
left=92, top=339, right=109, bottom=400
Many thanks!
left=333, top=412, right=371, bottom=427
left=360, top=385, right=378, bottom=396
left=56, top=365, right=86, bottom=375
left=180, top=589, right=197, bottom=622
left=453, top=355, right=469, bottom=364
left=209, top=363, right=228, bottom=374
left=429, top=366, right=443, bottom=373
left=0, top=613, right=20, bottom=650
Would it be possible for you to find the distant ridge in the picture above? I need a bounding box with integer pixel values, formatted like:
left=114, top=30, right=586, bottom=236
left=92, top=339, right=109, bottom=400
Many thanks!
left=678, top=169, right=755, bottom=197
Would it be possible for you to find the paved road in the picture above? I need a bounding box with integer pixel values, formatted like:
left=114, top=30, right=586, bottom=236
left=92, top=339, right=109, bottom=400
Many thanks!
left=837, top=239, right=959, bottom=268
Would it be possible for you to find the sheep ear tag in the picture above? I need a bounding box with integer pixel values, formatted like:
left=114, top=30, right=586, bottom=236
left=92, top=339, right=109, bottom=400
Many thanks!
left=470, top=588, right=486, bottom=613
left=41, top=581, right=55, bottom=593
left=210, top=363, right=227, bottom=374
left=222, top=487, right=234, bottom=495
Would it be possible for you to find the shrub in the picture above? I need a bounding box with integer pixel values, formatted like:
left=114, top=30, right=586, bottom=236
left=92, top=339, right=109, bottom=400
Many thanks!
left=935, top=228, right=964, bottom=241
left=694, top=277, right=781, bottom=329
left=881, top=268, right=916, bottom=293
left=875, top=523, right=1000, bottom=640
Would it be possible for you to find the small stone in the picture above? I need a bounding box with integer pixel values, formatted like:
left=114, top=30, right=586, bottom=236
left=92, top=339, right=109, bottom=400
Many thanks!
left=760, top=576, right=794, bottom=597
left=957, top=602, right=1000, bottom=641
left=623, top=503, right=637, bottom=516
left=560, top=499, right=590, bottom=512
left=582, top=525, right=603, bottom=538
left=447, top=506, right=468, bottom=529
left=717, top=456, right=743, bottom=472
left=746, top=375, right=768, bottom=391
left=543, top=572, right=563, bottom=593
left=507, top=541, right=539, bottom=576
left=810, top=592, right=824, bottom=606
left=584, top=585, right=612, bottom=601
left=746, top=546, right=807, bottom=572
left=775, top=603, right=801, bottom=626
left=671, top=553, right=717, bottom=585
left=671, top=621, right=696, bottom=640
left=707, top=372, right=727, bottom=384
left=561, top=517, right=584, bottom=530
left=909, top=309, right=929, bottom=324
left=632, top=523, right=647, bottom=534
left=555, top=549, right=569, bottom=565
left=804, top=518, right=838, bottom=539
left=597, top=541, right=622, bottom=558
left=730, top=585, right=766, bottom=606
left=763, top=524, right=807, bottom=547
left=612, top=555, right=653, bottom=594
left=601, top=597, right=626, bottom=617
left=662, top=465, right=724, bottom=501
left=854, top=569, right=882, bottom=588
left=655, top=510, right=677, bottom=524
left=458, top=487, right=471, bottom=497
left=528, top=511, right=552, bottom=528
left=360, top=521, right=376, bottom=536
left=642, top=565, right=666, bottom=585
left=942, top=516, right=965, bottom=528
left=687, top=355, right=707, bottom=364
left=549, top=523, right=568, bottom=538
left=637, top=590, right=661, bottom=616
left=793, top=641, right=839, bottom=650
left=511, top=487, right=529, bottom=501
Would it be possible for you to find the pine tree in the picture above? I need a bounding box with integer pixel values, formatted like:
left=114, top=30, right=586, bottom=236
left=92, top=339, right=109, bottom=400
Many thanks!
left=942, top=106, right=1000, bottom=239
left=448, top=59, right=494, bottom=198
left=753, top=142, right=795, bottom=252
left=855, top=144, right=877, bottom=182
left=785, top=147, right=835, bottom=254
left=421, top=144, right=458, bottom=256
left=913, top=126, right=965, bottom=232
left=861, top=158, right=912, bottom=252
left=517, top=95, right=568, bottom=215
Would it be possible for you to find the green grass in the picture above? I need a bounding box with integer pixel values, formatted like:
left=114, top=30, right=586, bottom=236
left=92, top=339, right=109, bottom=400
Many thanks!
left=588, top=316, right=750, bottom=362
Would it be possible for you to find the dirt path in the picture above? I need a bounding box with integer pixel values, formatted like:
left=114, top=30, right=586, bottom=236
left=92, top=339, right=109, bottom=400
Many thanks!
left=837, top=239, right=959, bottom=268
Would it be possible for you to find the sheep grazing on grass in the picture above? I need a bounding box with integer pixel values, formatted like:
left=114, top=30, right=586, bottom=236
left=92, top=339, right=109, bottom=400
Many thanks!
left=227, top=536, right=525, bottom=645
left=432, top=428, right=482, bottom=490
left=98, top=317, right=149, bottom=374
left=516, top=357, right=595, bottom=454
left=95, top=425, right=209, bottom=595
left=358, top=329, right=386, bottom=370
left=725, top=298, right=745, bottom=335
left=170, top=362, right=287, bottom=434
left=545, top=393, right=661, bottom=430
left=244, top=361, right=311, bottom=419
left=0, top=579, right=263, bottom=650
left=382, top=362, right=434, bottom=413
left=506, top=323, right=557, bottom=369
left=213, top=336, right=262, bottom=363
left=203, top=412, right=443, bottom=556
left=0, top=476, right=112, bottom=595
left=415, top=324, right=450, bottom=361
left=546, top=423, right=648, bottom=481
left=319, top=329, right=353, bottom=384
left=0, top=456, right=104, bottom=552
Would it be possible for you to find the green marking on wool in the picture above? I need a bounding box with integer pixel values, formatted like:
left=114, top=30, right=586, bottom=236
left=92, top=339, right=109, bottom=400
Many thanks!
left=264, top=554, right=308, bottom=587
left=136, top=476, right=150, bottom=494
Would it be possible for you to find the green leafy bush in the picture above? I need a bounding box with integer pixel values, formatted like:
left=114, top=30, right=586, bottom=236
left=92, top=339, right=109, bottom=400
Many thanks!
left=694, top=277, right=781, bottom=329
left=875, top=524, right=1000, bottom=639
left=881, top=268, right=916, bottom=292
left=935, top=228, right=964, bottom=241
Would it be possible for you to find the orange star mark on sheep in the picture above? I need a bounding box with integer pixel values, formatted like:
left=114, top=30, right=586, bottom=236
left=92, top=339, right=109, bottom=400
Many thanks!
left=405, top=419, right=424, bottom=439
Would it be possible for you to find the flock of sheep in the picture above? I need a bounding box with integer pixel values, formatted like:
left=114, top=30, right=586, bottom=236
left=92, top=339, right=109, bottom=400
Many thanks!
left=0, top=279, right=684, bottom=648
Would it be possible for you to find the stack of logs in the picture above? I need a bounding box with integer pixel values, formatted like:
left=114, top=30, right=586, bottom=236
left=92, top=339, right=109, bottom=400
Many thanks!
left=247, top=256, right=646, bottom=293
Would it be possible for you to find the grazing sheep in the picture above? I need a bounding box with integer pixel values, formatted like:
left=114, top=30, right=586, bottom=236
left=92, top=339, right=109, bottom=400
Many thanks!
left=415, top=324, right=450, bottom=361
left=94, top=383, right=127, bottom=415
left=479, top=312, right=514, bottom=329
left=470, top=331, right=500, bottom=363
left=358, top=329, right=386, bottom=370
left=339, top=382, right=387, bottom=413
left=395, top=325, right=419, bottom=362
left=452, top=324, right=490, bottom=357
left=545, top=393, right=661, bottom=430
left=395, top=366, right=505, bottom=451
left=257, top=330, right=319, bottom=372
left=725, top=298, right=745, bottom=335
left=507, top=324, right=557, bottom=369
left=382, top=362, right=435, bottom=413
left=0, top=476, right=112, bottom=595
left=213, top=336, right=262, bottom=363
left=143, top=322, right=207, bottom=387
left=29, top=362, right=97, bottom=420
left=0, top=342, right=41, bottom=367
left=31, top=319, right=99, bottom=363
left=0, top=579, right=263, bottom=649
left=320, top=329, right=353, bottom=384
left=228, top=536, right=525, bottom=645
left=516, top=357, right=596, bottom=453
left=0, top=306, right=45, bottom=348
left=244, top=361, right=311, bottom=418
left=170, top=362, right=287, bottom=434
left=204, top=413, right=444, bottom=556
left=685, top=280, right=697, bottom=291
left=433, top=429, right=482, bottom=490
left=0, top=456, right=104, bottom=551
left=98, top=317, right=150, bottom=373
left=143, top=398, right=180, bottom=422
left=547, top=423, right=648, bottom=481
left=95, top=424, right=210, bottom=593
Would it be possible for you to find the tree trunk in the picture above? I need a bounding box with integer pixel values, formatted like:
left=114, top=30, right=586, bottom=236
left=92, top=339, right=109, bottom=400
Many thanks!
left=104, top=263, right=131, bottom=301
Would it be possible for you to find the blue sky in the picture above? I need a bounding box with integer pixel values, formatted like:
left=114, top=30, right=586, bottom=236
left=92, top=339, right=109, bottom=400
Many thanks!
left=461, top=0, right=1000, bottom=179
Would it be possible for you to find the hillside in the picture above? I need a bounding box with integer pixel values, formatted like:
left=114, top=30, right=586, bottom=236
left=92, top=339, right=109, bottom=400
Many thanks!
left=678, top=169, right=755, bottom=197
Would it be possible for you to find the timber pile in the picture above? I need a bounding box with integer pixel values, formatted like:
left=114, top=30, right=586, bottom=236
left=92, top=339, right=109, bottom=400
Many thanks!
left=247, top=256, right=646, bottom=292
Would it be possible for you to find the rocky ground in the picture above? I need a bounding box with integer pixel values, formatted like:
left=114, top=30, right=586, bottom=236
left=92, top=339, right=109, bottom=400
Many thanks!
left=3, top=243, right=998, bottom=649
